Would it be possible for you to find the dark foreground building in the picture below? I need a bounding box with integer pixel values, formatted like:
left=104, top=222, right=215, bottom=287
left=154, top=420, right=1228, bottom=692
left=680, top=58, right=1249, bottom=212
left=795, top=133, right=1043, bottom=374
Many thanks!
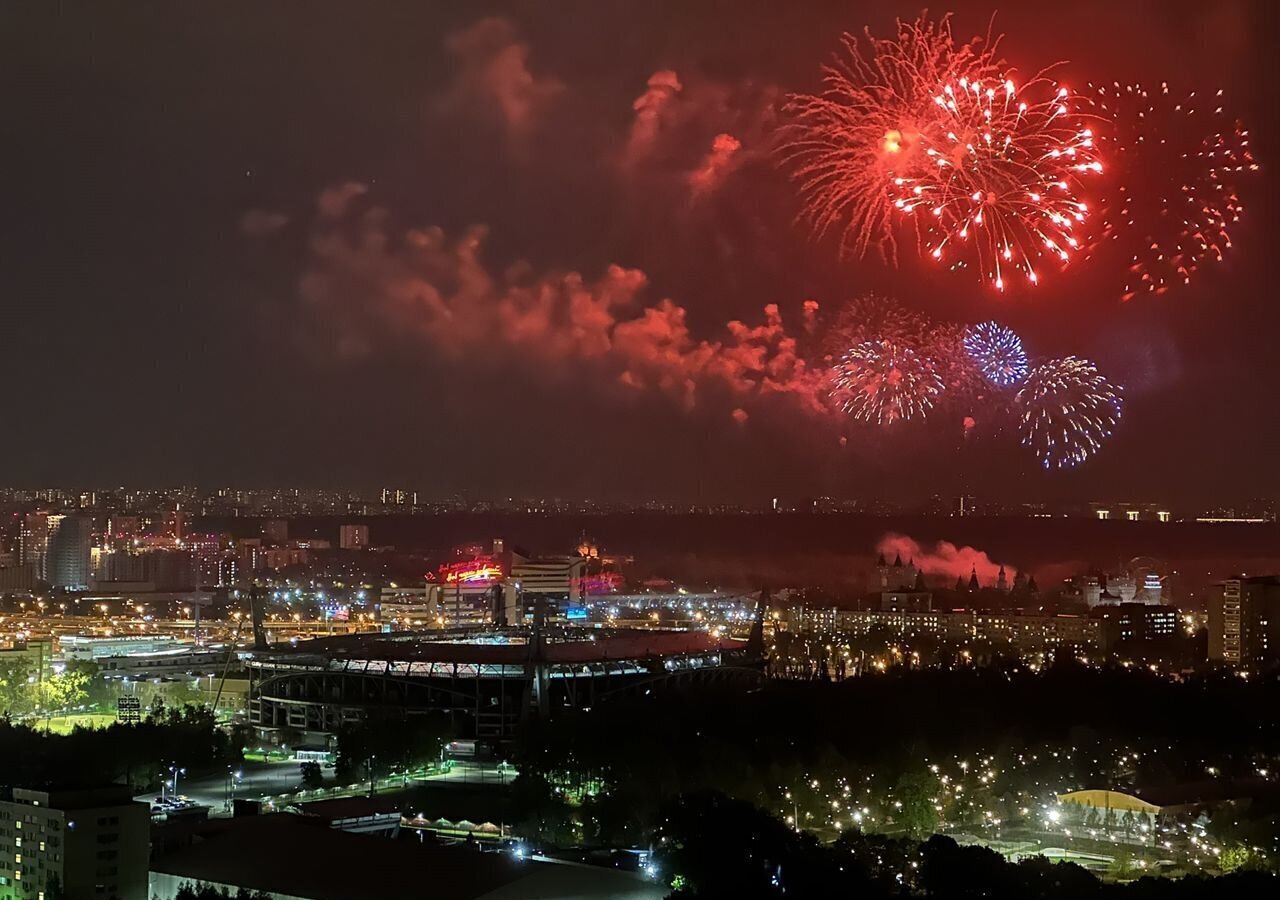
left=149, top=814, right=664, bottom=900
left=0, top=786, right=150, bottom=900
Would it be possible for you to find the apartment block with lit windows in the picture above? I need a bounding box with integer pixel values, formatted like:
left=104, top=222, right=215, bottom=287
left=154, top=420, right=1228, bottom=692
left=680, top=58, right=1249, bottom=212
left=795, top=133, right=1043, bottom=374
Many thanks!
left=1210, top=576, right=1280, bottom=668
left=0, top=786, right=149, bottom=900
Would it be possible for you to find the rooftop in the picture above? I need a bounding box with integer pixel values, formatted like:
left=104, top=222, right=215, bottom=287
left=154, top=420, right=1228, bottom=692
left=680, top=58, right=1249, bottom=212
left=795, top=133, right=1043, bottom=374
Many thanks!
left=152, top=815, right=664, bottom=900
left=251, top=627, right=748, bottom=666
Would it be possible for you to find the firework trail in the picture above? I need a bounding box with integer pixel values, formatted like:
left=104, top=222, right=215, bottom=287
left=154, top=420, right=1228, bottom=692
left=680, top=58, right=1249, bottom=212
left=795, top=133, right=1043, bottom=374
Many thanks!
left=1015, top=356, right=1123, bottom=470
left=832, top=339, right=944, bottom=424
left=963, top=321, right=1029, bottom=386
left=1082, top=81, right=1259, bottom=301
left=783, top=13, right=1002, bottom=263
left=892, top=75, right=1103, bottom=291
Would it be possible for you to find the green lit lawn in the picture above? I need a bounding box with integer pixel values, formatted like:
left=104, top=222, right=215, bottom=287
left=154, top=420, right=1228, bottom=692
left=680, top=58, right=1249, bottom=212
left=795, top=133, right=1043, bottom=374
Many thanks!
left=39, top=713, right=118, bottom=734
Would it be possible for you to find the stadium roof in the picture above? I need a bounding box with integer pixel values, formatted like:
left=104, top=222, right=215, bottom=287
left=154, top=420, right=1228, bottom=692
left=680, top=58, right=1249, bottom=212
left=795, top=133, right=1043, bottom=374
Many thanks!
left=252, top=628, right=747, bottom=666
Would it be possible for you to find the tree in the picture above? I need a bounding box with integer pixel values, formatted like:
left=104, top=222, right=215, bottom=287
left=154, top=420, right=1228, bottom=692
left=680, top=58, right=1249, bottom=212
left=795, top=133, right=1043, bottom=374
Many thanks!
left=1120, top=809, right=1136, bottom=838
left=41, top=669, right=90, bottom=719
left=894, top=771, right=942, bottom=840
left=334, top=714, right=451, bottom=782
left=0, top=656, right=35, bottom=717
left=1108, top=844, right=1134, bottom=881
left=1220, top=843, right=1258, bottom=874
left=64, top=660, right=112, bottom=710
left=299, top=761, right=323, bottom=789
left=175, top=882, right=273, bottom=900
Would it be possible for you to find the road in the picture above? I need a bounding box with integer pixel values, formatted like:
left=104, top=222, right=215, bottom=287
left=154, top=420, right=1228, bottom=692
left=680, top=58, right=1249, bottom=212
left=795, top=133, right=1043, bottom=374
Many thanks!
left=137, top=759, right=512, bottom=813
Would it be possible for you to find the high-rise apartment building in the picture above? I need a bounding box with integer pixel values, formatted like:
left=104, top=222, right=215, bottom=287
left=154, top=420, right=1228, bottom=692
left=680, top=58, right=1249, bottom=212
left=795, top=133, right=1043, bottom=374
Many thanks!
left=1210, top=576, right=1280, bottom=668
left=187, top=534, right=226, bottom=589
left=18, top=512, right=49, bottom=580
left=46, top=516, right=91, bottom=590
left=338, top=524, right=369, bottom=551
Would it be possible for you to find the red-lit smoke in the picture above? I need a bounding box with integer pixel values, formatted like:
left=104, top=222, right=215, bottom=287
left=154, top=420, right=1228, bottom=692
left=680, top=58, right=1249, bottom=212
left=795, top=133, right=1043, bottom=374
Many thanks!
left=435, top=17, right=563, bottom=141
left=690, top=133, right=743, bottom=198
left=877, top=532, right=1015, bottom=586
left=296, top=188, right=829, bottom=419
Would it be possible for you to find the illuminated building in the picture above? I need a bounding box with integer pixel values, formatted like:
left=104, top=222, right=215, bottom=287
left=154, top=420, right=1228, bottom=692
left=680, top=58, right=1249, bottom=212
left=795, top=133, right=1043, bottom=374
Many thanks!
left=187, top=533, right=224, bottom=589
left=60, top=634, right=179, bottom=662
left=260, top=547, right=308, bottom=570
left=1087, top=502, right=1173, bottom=522
left=1105, top=573, right=1138, bottom=603
left=378, top=584, right=435, bottom=626
left=338, top=524, right=368, bottom=550
left=787, top=607, right=1107, bottom=655
left=1210, top=576, right=1280, bottom=668
left=380, top=488, right=417, bottom=506
left=880, top=570, right=931, bottom=612
left=0, top=787, right=150, bottom=900
left=236, top=537, right=262, bottom=576
left=18, top=511, right=49, bottom=579
left=0, top=637, right=53, bottom=684
left=105, top=515, right=142, bottom=550
left=164, top=510, right=188, bottom=541
left=429, top=547, right=588, bottom=628
left=435, top=557, right=512, bottom=627
left=1088, top=603, right=1178, bottom=644
left=876, top=553, right=919, bottom=591
left=509, top=553, right=586, bottom=619
left=47, top=515, right=92, bottom=589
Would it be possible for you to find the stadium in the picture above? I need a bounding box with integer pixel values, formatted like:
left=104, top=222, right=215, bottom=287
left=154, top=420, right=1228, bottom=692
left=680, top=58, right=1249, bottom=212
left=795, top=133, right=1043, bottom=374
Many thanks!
left=246, top=623, right=765, bottom=743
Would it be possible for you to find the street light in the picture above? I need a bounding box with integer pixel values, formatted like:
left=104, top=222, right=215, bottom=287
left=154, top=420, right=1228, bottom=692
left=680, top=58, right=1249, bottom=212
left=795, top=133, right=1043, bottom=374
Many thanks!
left=168, top=764, right=187, bottom=801
left=224, top=767, right=243, bottom=811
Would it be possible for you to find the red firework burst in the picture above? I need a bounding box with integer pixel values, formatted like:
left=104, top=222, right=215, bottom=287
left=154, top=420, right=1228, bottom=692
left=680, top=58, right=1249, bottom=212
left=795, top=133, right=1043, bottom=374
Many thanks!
left=891, top=76, right=1102, bottom=291
left=782, top=14, right=1002, bottom=263
left=1082, top=81, right=1259, bottom=301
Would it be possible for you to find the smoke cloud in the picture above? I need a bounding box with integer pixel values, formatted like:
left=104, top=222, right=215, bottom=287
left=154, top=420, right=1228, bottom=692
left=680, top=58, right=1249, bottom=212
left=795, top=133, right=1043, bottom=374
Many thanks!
left=689, top=133, right=743, bottom=198
left=620, top=69, right=780, bottom=205
left=294, top=183, right=830, bottom=419
left=625, top=69, right=684, bottom=168
left=877, top=533, right=1016, bottom=586
left=436, top=17, right=563, bottom=141
left=239, top=209, right=289, bottom=238
left=317, top=182, right=369, bottom=220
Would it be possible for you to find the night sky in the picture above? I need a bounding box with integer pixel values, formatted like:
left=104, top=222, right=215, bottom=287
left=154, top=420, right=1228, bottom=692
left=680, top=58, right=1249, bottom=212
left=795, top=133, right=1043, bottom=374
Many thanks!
left=2, top=1, right=1276, bottom=505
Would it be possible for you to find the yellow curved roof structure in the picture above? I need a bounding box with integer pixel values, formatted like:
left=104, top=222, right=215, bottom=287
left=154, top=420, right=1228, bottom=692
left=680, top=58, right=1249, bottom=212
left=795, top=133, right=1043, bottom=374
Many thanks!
left=1057, top=789, right=1161, bottom=814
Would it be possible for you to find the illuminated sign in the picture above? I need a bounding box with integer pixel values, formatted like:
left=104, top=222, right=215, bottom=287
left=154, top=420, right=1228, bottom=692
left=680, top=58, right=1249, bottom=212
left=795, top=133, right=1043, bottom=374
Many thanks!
left=441, top=558, right=504, bottom=585
left=580, top=573, right=623, bottom=595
